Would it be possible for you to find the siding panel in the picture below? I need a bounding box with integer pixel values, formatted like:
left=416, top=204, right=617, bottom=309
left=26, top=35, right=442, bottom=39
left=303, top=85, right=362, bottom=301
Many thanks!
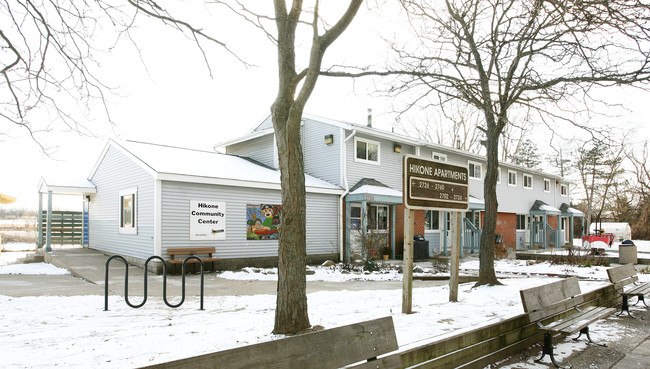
left=88, top=146, right=155, bottom=259
left=226, top=134, right=276, bottom=168
left=160, top=181, right=338, bottom=258
left=302, top=118, right=342, bottom=186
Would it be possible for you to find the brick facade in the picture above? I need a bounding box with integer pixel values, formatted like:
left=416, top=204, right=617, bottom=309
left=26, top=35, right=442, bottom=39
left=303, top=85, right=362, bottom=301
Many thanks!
left=394, top=204, right=425, bottom=257
left=495, top=213, right=516, bottom=249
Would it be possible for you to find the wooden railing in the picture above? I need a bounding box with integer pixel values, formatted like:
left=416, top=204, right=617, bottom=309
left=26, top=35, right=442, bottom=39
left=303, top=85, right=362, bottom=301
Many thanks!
left=41, top=211, right=83, bottom=245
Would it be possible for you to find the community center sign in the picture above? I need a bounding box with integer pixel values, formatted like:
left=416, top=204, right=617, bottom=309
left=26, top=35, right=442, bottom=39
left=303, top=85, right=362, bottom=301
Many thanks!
left=403, top=155, right=469, bottom=211
left=190, top=200, right=226, bottom=240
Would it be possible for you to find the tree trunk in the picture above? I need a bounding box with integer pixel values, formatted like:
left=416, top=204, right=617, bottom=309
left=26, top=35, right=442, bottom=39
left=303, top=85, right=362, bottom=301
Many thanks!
left=476, top=125, right=502, bottom=286
left=272, top=104, right=310, bottom=334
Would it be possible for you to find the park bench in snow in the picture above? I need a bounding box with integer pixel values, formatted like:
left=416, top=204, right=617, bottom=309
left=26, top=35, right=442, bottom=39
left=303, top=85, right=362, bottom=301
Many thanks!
left=520, top=277, right=615, bottom=368
left=607, top=263, right=650, bottom=317
left=142, top=316, right=400, bottom=369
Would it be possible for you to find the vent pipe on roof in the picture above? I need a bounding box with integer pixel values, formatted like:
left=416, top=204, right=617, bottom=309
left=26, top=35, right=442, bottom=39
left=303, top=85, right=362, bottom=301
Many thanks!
left=367, top=108, right=372, bottom=128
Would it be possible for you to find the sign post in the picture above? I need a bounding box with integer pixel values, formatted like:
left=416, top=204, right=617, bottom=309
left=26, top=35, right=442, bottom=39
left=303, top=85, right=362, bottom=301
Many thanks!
left=402, top=207, right=415, bottom=313
left=403, top=155, right=468, bottom=310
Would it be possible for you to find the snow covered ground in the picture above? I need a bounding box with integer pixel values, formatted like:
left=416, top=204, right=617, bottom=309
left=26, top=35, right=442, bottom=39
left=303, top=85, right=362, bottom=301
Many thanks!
left=0, top=241, right=648, bottom=368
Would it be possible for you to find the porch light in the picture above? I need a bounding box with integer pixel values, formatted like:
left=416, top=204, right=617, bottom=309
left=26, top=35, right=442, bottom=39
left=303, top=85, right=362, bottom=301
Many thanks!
left=324, top=134, right=334, bottom=145
left=393, top=143, right=402, bottom=153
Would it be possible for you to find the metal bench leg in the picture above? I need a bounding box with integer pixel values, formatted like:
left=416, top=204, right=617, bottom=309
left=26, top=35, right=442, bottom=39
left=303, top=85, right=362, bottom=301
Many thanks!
left=573, top=326, right=607, bottom=347
left=617, top=296, right=636, bottom=318
left=536, top=333, right=563, bottom=368
left=633, top=295, right=648, bottom=308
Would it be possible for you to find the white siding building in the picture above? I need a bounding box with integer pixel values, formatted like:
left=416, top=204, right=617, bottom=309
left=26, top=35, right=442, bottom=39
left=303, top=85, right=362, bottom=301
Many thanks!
left=84, top=140, right=342, bottom=271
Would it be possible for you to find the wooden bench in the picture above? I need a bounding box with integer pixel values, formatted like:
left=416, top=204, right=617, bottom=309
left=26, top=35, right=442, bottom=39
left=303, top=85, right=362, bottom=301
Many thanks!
left=520, top=277, right=615, bottom=368
left=167, top=247, right=221, bottom=273
left=141, top=316, right=400, bottom=369
left=607, top=263, right=650, bottom=317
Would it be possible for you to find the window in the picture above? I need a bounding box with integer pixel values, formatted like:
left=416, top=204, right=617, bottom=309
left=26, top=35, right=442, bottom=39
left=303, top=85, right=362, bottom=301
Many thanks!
left=508, top=170, right=517, bottom=187
left=516, top=214, right=528, bottom=230
left=368, top=205, right=388, bottom=231
left=425, top=210, right=440, bottom=230
left=523, top=174, right=533, bottom=189
left=432, top=152, right=447, bottom=161
left=560, top=184, right=568, bottom=196
left=544, top=178, right=550, bottom=193
left=350, top=205, right=361, bottom=230
left=355, top=137, right=380, bottom=164
left=468, top=161, right=482, bottom=180
left=119, top=188, right=137, bottom=234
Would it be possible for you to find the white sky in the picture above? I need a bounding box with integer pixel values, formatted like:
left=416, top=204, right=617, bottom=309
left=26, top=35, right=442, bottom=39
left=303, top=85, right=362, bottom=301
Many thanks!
left=0, top=3, right=648, bottom=211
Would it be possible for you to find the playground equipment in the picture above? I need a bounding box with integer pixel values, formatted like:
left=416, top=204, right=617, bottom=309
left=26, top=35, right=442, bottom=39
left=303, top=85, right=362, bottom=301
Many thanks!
left=581, top=220, right=615, bottom=249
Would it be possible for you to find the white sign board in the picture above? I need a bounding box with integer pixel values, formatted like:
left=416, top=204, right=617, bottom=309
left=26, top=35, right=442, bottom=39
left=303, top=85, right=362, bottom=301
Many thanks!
left=190, top=200, right=226, bottom=240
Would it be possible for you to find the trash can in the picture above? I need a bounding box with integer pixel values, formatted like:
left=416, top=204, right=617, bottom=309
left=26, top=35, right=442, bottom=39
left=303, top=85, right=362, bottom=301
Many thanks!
left=414, top=235, right=429, bottom=261
left=619, top=239, right=637, bottom=264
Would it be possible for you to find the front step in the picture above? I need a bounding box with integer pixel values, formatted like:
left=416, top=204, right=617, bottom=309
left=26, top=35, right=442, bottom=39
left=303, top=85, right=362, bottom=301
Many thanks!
left=16, top=252, right=45, bottom=264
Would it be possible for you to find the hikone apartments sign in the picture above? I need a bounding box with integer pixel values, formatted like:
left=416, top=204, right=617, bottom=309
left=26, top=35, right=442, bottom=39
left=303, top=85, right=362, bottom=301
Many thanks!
left=403, top=155, right=469, bottom=211
left=189, top=200, right=226, bottom=240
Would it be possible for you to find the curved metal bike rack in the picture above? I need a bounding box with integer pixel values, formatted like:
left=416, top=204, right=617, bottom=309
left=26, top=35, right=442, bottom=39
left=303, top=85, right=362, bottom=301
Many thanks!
left=104, top=254, right=205, bottom=311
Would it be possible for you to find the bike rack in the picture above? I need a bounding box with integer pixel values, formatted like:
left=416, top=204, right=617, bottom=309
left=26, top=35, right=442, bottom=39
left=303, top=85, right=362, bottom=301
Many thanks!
left=104, top=255, right=205, bottom=311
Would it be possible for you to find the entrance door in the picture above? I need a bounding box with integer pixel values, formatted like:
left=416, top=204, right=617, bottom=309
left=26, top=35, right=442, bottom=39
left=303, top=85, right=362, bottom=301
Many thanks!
left=349, top=205, right=363, bottom=256
left=561, top=217, right=569, bottom=245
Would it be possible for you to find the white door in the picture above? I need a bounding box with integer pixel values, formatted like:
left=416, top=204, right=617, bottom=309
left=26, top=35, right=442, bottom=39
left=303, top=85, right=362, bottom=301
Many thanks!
left=349, top=205, right=364, bottom=256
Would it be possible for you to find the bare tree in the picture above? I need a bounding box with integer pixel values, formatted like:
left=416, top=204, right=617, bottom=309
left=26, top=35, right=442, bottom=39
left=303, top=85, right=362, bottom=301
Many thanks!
left=628, top=141, right=650, bottom=238
left=352, top=0, right=650, bottom=286
left=575, top=138, right=626, bottom=229
left=267, top=0, right=363, bottom=334
left=397, top=102, right=484, bottom=153
left=1, top=0, right=238, bottom=151
left=3, top=0, right=363, bottom=335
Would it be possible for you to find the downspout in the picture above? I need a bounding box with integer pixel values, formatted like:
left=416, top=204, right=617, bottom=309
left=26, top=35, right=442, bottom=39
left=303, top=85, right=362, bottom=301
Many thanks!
left=338, top=128, right=357, bottom=261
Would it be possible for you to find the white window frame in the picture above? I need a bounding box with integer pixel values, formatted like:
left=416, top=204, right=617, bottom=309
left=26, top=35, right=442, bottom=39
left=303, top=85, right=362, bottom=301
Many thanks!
left=432, top=152, right=447, bottom=161
left=468, top=161, right=482, bottom=180
left=516, top=214, right=529, bottom=230
left=354, top=137, right=380, bottom=165
left=367, top=204, right=389, bottom=231
left=508, top=170, right=517, bottom=187
left=543, top=178, right=551, bottom=193
left=119, top=188, right=137, bottom=234
left=424, top=210, right=440, bottom=231
left=350, top=205, right=362, bottom=231
left=560, top=184, right=568, bottom=197
left=523, top=174, right=533, bottom=189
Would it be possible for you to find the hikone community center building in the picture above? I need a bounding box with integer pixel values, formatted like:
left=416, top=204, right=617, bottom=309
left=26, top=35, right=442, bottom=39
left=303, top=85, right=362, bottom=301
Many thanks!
left=37, top=114, right=584, bottom=270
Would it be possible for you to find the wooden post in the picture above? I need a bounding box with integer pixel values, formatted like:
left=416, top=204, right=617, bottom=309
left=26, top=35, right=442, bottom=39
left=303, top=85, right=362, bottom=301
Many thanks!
left=449, top=211, right=461, bottom=302
left=45, top=190, right=52, bottom=252
left=402, top=208, right=415, bottom=313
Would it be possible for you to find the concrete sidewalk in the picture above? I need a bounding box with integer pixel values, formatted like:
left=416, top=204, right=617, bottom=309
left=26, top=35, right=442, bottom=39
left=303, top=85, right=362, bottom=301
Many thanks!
left=39, top=247, right=413, bottom=298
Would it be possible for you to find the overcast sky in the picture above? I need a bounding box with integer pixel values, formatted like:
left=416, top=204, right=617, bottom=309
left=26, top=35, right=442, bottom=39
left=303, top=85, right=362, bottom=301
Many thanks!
left=0, top=4, right=398, bottom=211
left=0, top=3, right=648, bottom=211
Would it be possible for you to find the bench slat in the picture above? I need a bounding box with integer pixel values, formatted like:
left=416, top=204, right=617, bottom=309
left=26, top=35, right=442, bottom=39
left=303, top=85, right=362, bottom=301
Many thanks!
left=168, top=247, right=216, bottom=256
left=623, top=283, right=650, bottom=295
left=607, top=264, right=636, bottom=284
left=543, top=306, right=614, bottom=334
left=168, top=258, right=221, bottom=264
left=142, top=316, right=399, bottom=369
left=520, top=277, right=582, bottom=315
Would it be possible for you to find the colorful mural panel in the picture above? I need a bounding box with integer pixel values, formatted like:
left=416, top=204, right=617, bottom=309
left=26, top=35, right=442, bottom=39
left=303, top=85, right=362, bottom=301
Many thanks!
left=246, top=204, right=281, bottom=240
